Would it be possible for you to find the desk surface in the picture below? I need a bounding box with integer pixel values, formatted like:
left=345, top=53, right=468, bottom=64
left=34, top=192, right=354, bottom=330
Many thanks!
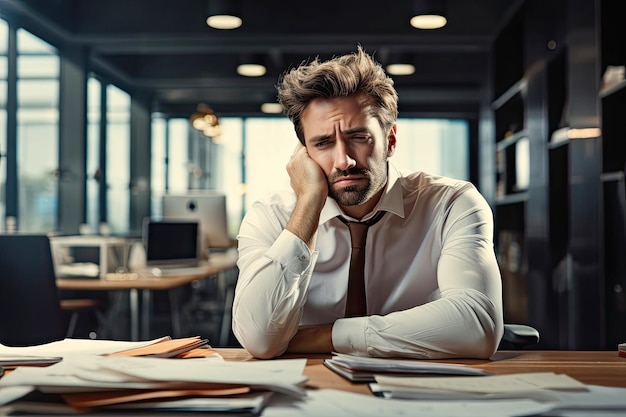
left=216, top=349, right=626, bottom=395
left=57, top=251, right=238, bottom=291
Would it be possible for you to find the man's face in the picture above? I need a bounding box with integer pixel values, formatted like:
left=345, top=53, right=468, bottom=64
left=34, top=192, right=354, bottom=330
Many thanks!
left=301, top=93, right=396, bottom=212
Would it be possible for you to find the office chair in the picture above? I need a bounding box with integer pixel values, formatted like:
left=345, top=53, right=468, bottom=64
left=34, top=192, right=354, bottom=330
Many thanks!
left=500, top=323, right=540, bottom=349
left=0, top=234, right=67, bottom=346
left=60, top=298, right=108, bottom=338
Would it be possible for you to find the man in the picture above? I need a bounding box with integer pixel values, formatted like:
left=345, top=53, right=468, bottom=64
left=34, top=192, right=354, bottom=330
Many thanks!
left=233, top=46, right=503, bottom=359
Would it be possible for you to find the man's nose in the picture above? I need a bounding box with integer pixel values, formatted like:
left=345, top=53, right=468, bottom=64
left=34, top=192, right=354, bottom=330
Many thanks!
left=334, top=140, right=357, bottom=171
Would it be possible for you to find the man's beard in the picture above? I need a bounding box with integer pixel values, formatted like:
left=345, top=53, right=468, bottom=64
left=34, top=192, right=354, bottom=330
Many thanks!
left=327, top=168, right=372, bottom=206
left=329, top=183, right=371, bottom=206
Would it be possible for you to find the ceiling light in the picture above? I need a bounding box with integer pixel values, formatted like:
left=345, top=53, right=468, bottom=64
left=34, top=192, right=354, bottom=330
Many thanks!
left=206, top=0, right=242, bottom=29
left=190, top=104, right=222, bottom=139
left=385, top=52, right=416, bottom=76
left=261, top=103, right=283, bottom=114
left=237, top=54, right=267, bottom=77
left=206, top=15, right=242, bottom=29
left=237, top=63, right=266, bottom=77
left=411, top=0, right=447, bottom=29
left=386, top=63, right=416, bottom=76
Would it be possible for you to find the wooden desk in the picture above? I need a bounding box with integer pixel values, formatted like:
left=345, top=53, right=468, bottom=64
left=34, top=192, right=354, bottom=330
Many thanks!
left=216, top=349, right=626, bottom=395
left=57, top=251, right=238, bottom=342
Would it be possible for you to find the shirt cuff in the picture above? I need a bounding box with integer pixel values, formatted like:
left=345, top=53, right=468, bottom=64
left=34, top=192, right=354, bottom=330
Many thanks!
left=265, top=229, right=315, bottom=274
left=332, top=316, right=368, bottom=355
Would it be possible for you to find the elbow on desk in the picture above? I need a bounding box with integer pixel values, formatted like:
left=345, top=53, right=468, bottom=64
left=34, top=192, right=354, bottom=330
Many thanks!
left=236, top=335, right=288, bottom=359
left=243, top=344, right=287, bottom=360
left=473, top=321, right=504, bottom=359
left=232, top=324, right=288, bottom=359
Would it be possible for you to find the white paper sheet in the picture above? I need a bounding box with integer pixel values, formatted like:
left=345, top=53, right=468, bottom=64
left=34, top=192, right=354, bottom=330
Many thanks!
left=0, top=355, right=308, bottom=401
left=260, top=389, right=556, bottom=417
left=375, top=372, right=587, bottom=393
left=327, top=352, right=487, bottom=375
left=0, top=336, right=172, bottom=357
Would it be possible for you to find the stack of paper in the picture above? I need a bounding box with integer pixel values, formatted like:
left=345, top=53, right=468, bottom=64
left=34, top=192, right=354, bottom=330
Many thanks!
left=106, top=335, right=215, bottom=359
left=0, top=354, right=62, bottom=368
left=0, top=337, right=308, bottom=414
left=324, top=352, right=486, bottom=383
left=0, top=356, right=308, bottom=413
left=619, top=342, right=626, bottom=358
left=371, top=372, right=588, bottom=401
left=0, top=336, right=216, bottom=369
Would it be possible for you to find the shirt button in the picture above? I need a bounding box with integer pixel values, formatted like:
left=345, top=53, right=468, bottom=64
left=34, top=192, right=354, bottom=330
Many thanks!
left=299, top=254, right=307, bottom=261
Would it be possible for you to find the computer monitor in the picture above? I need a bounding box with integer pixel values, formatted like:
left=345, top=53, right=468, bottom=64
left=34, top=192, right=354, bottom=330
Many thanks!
left=162, top=191, right=233, bottom=250
left=142, top=219, right=201, bottom=267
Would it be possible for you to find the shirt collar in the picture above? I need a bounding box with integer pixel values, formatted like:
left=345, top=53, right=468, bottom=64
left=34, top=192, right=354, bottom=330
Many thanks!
left=319, top=162, right=406, bottom=225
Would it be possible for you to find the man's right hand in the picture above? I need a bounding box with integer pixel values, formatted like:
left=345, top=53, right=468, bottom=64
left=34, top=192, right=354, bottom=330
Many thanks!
left=285, top=144, right=327, bottom=249
left=286, top=144, right=328, bottom=203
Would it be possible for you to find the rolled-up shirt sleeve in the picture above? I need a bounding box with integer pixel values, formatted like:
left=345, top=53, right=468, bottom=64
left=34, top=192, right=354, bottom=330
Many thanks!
left=233, top=201, right=319, bottom=359
left=332, top=185, right=503, bottom=359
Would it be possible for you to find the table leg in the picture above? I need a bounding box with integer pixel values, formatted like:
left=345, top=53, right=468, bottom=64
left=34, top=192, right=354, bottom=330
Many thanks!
left=169, top=288, right=182, bottom=338
left=141, top=289, right=152, bottom=340
left=129, top=289, right=139, bottom=341
left=220, top=283, right=234, bottom=346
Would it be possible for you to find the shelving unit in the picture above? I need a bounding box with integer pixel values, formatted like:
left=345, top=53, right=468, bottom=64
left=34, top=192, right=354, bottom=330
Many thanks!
left=487, top=0, right=611, bottom=349
left=599, top=0, right=626, bottom=349
left=490, top=2, right=530, bottom=326
left=545, top=48, right=569, bottom=350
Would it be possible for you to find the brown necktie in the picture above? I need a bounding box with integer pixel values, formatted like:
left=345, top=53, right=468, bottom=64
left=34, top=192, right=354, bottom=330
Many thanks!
left=341, top=211, right=386, bottom=317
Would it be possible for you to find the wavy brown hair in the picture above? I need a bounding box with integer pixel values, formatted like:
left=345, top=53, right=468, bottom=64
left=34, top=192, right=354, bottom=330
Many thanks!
left=276, top=46, right=398, bottom=144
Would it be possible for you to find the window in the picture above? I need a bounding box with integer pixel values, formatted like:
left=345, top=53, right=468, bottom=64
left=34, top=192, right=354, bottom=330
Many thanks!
left=105, top=84, right=130, bottom=235
left=394, top=119, right=468, bottom=180
left=86, top=76, right=101, bottom=232
left=151, top=116, right=167, bottom=219
left=155, top=116, right=469, bottom=240
left=167, top=119, right=190, bottom=193
left=16, top=29, right=59, bottom=233
left=0, top=19, right=7, bottom=227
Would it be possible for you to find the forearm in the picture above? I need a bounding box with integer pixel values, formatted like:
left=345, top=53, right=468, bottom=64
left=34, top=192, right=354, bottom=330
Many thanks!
left=233, top=230, right=318, bottom=359
left=286, top=194, right=323, bottom=250
left=332, top=289, right=502, bottom=359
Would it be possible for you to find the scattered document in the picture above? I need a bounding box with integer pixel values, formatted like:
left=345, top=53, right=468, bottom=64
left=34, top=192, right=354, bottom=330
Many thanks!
left=324, top=352, right=486, bottom=382
left=0, top=354, right=308, bottom=413
left=105, top=391, right=274, bottom=413
left=0, top=335, right=218, bottom=363
left=0, top=355, right=307, bottom=395
left=0, top=355, right=62, bottom=369
left=260, top=388, right=556, bottom=417
left=0, top=336, right=172, bottom=357
left=106, top=336, right=213, bottom=358
left=0, top=337, right=307, bottom=414
left=619, top=342, right=625, bottom=357
left=372, top=372, right=588, bottom=401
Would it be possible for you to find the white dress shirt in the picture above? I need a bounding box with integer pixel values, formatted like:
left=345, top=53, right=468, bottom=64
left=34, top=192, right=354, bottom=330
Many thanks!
left=233, top=164, right=503, bottom=359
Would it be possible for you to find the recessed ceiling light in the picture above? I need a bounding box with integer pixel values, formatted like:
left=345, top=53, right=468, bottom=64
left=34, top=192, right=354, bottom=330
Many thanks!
left=410, top=14, right=447, bottom=29
left=237, top=63, right=266, bottom=77
left=261, top=103, right=283, bottom=114
left=206, top=15, right=242, bottom=30
left=206, top=0, right=243, bottom=29
left=386, top=63, right=416, bottom=76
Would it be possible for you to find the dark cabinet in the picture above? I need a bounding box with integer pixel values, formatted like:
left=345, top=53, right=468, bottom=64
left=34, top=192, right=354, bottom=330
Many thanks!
left=485, top=0, right=621, bottom=349
left=599, top=0, right=626, bottom=349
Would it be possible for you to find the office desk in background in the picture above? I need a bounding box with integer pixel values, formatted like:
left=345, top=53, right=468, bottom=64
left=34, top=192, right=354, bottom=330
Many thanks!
left=57, top=251, right=238, bottom=343
left=218, top=349, right=626, bottom=394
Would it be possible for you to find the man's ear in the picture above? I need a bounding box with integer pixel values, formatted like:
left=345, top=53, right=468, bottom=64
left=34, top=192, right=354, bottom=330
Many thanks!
left=386, top=124, right=397, bottom=158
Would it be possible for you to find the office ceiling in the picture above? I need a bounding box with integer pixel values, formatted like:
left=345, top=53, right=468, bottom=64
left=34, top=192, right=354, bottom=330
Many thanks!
left=1, top=0, right=518, bottom=118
